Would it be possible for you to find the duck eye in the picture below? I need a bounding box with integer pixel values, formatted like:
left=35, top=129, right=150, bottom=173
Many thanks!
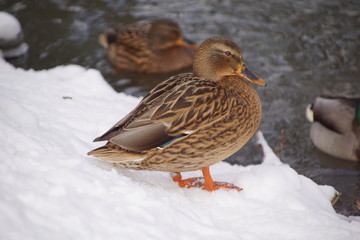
left=224, top=51, right=232, bottom=56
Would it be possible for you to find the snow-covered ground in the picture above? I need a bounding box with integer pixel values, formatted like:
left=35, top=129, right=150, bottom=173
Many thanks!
left=0, top=59, right=359, bottom=240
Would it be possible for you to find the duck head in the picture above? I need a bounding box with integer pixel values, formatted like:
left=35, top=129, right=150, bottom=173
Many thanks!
left=149, top=19, right=198, bottom=50
left=193, top=37, right=266, bottom=85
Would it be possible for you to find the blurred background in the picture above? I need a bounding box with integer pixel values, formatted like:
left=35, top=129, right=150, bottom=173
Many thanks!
left=2, top=0, right=359, bottom=216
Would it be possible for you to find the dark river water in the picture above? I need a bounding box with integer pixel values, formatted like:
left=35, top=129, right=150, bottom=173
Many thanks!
left=3, top=0, right=360, bottom=216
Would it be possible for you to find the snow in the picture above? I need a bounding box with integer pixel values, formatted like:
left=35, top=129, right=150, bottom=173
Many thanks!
left=0, top=11, right=28, bottom=58
left=0, top=59, right=359, bottom=240
left=0, top=12, right=21, bottom=40
left=1, top=42, right=28, bottom=59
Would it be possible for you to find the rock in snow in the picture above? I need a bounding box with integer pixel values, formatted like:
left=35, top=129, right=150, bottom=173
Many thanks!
left=0, top=11, right=28, bottom=58
left=0, top=59, right=359, bottom=240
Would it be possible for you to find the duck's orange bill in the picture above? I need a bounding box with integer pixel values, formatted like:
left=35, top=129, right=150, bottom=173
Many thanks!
left=175, top=38, right=199, bottom=49
left=236, top=66, right=267, bottom=86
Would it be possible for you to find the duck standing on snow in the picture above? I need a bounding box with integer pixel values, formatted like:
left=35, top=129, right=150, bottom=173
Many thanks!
left=306, top=95, right=360, bottom=161
left=88, top=37, right=266, bottom=191
left=99, top=19, right=198, bottom=74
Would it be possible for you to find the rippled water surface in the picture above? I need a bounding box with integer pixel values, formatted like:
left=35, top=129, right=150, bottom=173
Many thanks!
left=3, top=0, right=360, bottom=216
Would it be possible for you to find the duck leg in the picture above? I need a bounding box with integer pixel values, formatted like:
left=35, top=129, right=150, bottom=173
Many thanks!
left=172, top=167, right=242, bottom=191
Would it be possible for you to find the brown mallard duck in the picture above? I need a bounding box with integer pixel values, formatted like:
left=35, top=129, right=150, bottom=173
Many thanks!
left=88, top=37, right=266, bottom=191
left=306, top=95, right=360, bottom=161
left=99, top=19, right=198, bottom=74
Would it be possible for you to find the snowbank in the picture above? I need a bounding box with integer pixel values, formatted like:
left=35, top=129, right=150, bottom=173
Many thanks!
left=0, top=12, right=28, bottom=58
left=0, top=59, right=359, bottom=240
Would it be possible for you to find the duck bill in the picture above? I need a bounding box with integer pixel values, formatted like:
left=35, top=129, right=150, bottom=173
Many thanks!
left=236, top=66, right=267, bottom=86
left=176, top=38, right=198, bottom=49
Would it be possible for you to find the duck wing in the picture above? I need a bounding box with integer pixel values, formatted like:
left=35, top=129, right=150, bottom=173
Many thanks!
left=94, top=73, right=231, bottom=152
left=113, top=22, right=151, bottom=52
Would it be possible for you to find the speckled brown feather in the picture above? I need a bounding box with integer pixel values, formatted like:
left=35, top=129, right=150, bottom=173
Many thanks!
left=93, top=73, right=232, bottom=151
left=99, top=19, right=197, bottom=73
left=88, top=75, right=262, bottom=172
left=89, top=37, right=264, bottom=172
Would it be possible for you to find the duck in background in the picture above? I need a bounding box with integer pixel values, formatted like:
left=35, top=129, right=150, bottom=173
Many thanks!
left=99, top=19, right=198, bottom=74
left=306, top=95, right=360, bottom=161
left=88, top=37, right=266, bottom=191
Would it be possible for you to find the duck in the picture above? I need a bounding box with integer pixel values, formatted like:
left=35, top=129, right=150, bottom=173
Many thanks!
left=306, top=95, right=360, bottom=161
left=88, top=37, right=266, bottom=191
left=99, top=19, right=198, bottom=74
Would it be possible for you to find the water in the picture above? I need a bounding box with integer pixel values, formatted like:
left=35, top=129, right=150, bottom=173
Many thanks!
left=3, top=0, right=360, bottom=216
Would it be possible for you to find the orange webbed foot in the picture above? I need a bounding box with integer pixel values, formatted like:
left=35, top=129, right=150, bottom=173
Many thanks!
left=172, top=167, right=242, bottom=192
